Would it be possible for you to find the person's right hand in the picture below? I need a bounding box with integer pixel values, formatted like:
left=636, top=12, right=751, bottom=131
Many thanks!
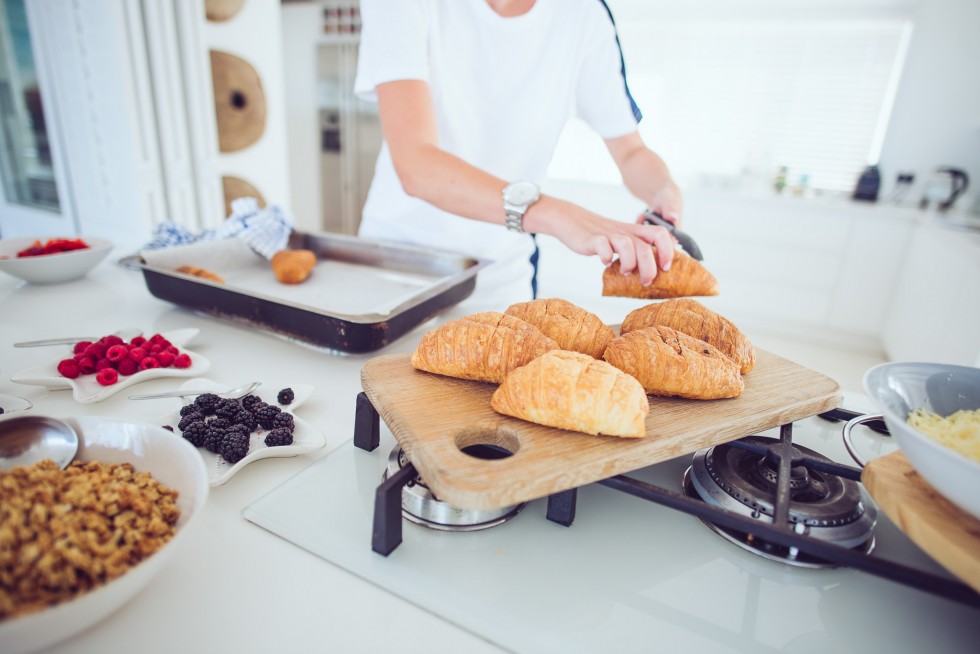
left=526, top=197, right=675, bottom=287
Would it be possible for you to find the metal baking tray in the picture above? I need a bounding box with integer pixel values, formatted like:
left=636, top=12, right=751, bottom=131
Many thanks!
left=120, top=231, right=488, bottom=353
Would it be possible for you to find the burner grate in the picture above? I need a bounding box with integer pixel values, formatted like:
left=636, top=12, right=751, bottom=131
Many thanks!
left=352, top=393, right=980, bottom=609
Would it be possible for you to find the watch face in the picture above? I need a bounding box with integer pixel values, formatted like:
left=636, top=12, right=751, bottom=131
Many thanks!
left=505, top=181, right=540, bottom=206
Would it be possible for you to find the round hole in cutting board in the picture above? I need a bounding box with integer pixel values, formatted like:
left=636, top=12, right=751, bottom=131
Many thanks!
left=455, top=428, right=520, bottom=460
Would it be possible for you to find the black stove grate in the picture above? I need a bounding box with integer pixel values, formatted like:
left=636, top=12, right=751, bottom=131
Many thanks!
left=352, top=393, right=980, bottom=609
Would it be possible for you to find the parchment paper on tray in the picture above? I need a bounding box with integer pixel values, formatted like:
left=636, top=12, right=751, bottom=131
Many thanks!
left=141, top=238, right=448, bottom=317
left=128, top=231, right=487, bottom=353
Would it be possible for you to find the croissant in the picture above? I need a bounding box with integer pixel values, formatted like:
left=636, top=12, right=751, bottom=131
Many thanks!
left=622, top=299, right=756, bottom=373
left=603, top=326, right=743, bottom=399
left=271, top=249, right=316, bottom=284
left=491, top=350, right=649, bottom=438
left=602, top=248, right=718, bottom=299
left=411, top=312, right=558, bottom=383
left=176, top=265, right=224, bottom=284
left=504, top=298, right=615, bottom=359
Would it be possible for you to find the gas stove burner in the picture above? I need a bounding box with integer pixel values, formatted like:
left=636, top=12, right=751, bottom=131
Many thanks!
left=682, top=436, right=877, bottom=568
left=382, top=445, right=527, bottom=532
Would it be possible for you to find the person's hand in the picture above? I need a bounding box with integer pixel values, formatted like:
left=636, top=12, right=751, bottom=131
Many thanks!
left=634, top=180, right=684, bottom=230
left=530, top=199, right=675, bottom=287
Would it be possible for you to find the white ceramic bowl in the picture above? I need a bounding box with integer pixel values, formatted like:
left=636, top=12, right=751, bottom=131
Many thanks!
left=0, top=416, right=209, bottom=653
left=863, top=362, right=980, bottom=520
left=0, top=236, right=113, bottom=284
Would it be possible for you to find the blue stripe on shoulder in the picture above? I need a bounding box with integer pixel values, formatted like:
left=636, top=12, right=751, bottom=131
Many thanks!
left=596, top=0, right=642, bottom=123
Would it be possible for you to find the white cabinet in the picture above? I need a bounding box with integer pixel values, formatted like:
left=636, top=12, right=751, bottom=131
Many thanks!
left=881, top=222, right=980, bottom=366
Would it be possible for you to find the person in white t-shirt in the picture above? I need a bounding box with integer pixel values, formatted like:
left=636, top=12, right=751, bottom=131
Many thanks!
left=354, top=0, right=683, bottom=307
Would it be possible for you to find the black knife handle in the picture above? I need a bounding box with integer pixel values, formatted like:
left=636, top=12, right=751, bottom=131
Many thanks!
left=642, top=210, right=704, bottom=261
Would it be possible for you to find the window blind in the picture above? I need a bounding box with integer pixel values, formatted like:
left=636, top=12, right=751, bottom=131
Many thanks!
left=548, top=18, right=911, bottom=194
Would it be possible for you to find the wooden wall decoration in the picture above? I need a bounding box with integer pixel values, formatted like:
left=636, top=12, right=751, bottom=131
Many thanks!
left=205, top=0, right=245, bottom=22
left=210, top=49, right=266, bottom=153
left=222, top=175, right=266, bottom=218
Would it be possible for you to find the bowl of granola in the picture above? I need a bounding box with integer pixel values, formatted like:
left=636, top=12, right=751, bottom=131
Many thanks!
left=0, top=415, right=208, bottom=653
left=0, top=236, right=113, bottom=284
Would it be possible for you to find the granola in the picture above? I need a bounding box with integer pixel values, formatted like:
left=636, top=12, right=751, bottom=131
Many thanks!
left=0, top=459, right=180, bottom=620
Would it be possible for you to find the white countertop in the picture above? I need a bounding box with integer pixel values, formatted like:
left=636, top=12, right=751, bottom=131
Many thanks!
left=0, top=261, right=502, bottom=654
left=3, top=258, right=978, bottom=654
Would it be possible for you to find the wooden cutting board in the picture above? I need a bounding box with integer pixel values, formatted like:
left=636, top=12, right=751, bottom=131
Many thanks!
left=863, top=451, right=980, bottom=593
left=360, top=349, right=840, bottom=510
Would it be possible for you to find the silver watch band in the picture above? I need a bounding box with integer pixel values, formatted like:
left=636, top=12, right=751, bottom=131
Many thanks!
left=504, top=208, right=525, bottom=233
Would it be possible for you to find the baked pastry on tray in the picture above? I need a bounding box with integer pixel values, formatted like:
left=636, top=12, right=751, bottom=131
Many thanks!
left=491, top=350, right=648, bottom=438
left=504, top=298, right=615, bottom=359
left=622, top=298, right=756, bottom=373
left=603, top=325, right=743, bottom=400
left=411, top=312, right=558, bottom=383
left=271, top=249, right=316, bottom=284
left=602, top=248, right=718, bottom=299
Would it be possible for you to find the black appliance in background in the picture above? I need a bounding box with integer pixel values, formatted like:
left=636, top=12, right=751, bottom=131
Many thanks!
left=853, top=165, right=881, bottom=202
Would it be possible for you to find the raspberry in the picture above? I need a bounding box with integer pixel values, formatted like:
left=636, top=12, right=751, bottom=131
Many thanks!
left=106, top=344, right=128, bottom=362
left=76, top=356, right=96, bottom=375
left=277, top=388, right=295, bottom=405
left=139, top=356, right=160, bottom=371
left=166, top=346, right=179, bottom=356
left=95, top=358, right=113, bottom=372
left=96, top=368, right=119, bottom=385
left=149, top=343, right=164, bottom=354
left=130, top=336, right=147, bottom=347
left=156, top=351, right=175, bottom=367
left=102, top=335, right=124, bottom=347
left=58, top=359, right=81, bottom=379
left=83, top=343, right=107, bottom=359
left=173, top=354, right=192, bottom=369
left=264, top=428, right=293, bottom=447
left=73, top=341, right=92, bottom=355
left=128, top=346, right=147, bottom=361
left=117, top=358, right=138, bottom=375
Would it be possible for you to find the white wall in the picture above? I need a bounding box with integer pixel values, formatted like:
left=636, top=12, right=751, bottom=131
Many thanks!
left=877, top=0, right=980, bottom=208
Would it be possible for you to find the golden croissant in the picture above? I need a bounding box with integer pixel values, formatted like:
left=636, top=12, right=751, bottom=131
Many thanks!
left=602, top=248, right=718, bottom=299
left=504, top=298, right=615, bottom=359
left=622, top=299, right=756, bottom=373
left=411, top=312, right=558, bottom=383
left=271, top=249, right=316, bottom=284
left=491, top=350, right=649, bottom=438
left=603, top=326, right=743, bottom=399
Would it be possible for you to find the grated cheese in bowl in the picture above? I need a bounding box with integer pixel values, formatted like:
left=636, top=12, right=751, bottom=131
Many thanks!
left=907, top=408, right=980, bottom=464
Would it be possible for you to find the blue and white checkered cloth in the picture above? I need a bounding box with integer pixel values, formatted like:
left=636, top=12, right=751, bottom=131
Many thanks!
left=143, top=198, right=294, bottom=259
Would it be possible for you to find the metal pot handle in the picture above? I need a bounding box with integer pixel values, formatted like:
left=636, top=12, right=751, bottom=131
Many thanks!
left=841, top=414, right=886, bottom=469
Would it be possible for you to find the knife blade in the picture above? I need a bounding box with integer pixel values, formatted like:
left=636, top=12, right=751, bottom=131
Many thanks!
left=642, top=209, right=704, bottom=261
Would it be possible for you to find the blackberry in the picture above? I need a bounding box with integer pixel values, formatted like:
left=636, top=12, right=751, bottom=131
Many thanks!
left=220, top=430, right=250, bottom=463
left=247, top=400, right=269, bottom=415
left=241, top=394, right=262, bottom=411
left=178, top=412, right=204, bottom=431
left=162, top=425, right=174, bottom=432
left=203, top=424, right=227, bottom=453
left=193, top=393, right=221, bottom=415
left=264, top=428, right=293, bottom=447
left=233, top=409, right=258, bottom=433
left=179, top=404, right=200, bottom=418
left=255, top=404, right=282, bottom=430
left=181, top=420, right=207, bottom=448
left=215, top=398, right=241, bottom=421
left=206, top=417, right=230, bottom=431
left=272, top=412, right=295, bottom=432
left=277, top=388, right=295, bottom=405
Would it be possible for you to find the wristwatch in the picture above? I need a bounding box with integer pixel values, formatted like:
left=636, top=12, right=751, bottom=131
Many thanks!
left=502, top=181, right=540, bottom=233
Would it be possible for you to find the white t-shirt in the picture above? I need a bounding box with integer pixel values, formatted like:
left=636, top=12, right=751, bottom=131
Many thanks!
left=354, top=0, right=639, bottom=306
